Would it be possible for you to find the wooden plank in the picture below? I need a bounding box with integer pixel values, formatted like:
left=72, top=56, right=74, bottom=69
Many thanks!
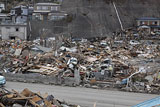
left=12, top=89, right=40, bottom=107
left=0, top=103, right=5, bottom=107
left=12, top=97, right=33, bottom=100
left=47, top=70, right=59, bottom=75
left=27, top=69, right=45, bottom=73
left=36, top=65, right=58, bottom=71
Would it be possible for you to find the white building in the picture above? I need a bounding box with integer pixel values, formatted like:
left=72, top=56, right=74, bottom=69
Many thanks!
left=0, top=23, right=27, bottom=40
left=0, top=13, right=10, bottom=22
left=0, top=3, right=5, bottom=13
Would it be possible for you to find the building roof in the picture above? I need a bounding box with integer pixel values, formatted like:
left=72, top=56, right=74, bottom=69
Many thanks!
left=35, top=3, right=60, bottom=6
left=0, top=22, right=27, bottom=26
left=137, top=17, right=160, bottom=21
left=0, top=13, right=10, bottom=17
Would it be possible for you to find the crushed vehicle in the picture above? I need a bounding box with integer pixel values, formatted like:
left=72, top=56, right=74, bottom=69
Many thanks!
left=0, top=73, right=6, bottom=87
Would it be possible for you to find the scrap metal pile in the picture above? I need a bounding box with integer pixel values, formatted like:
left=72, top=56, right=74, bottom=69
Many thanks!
left=0, top=35, right=159, bottom=93
left=0, top=88, right=79, bottom=107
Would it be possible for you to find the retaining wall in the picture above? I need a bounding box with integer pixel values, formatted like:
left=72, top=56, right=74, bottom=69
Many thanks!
left=4, top=73, right=76, bottom=86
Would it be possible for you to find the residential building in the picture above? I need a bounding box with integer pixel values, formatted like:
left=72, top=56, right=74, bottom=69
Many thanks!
left=0, top=23, right=27, bottom=40
left=137, top=17, right=160, bottom=32
left=0, top=13, right=10, bottom=23
left=32, top=3, right=67, bottom=21
left=0, top=2, right=5, bottom=13
left=34, top=3, right=61, bottom=12
left=0, top=5, right=29, bottom=40
left=10, top=5, right=28, bottom=23
left=137, top=17, right=160, bottom=26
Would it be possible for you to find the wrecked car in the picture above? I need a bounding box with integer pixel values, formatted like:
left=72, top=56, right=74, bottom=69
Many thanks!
left=0, top=73, right=6, bottom=87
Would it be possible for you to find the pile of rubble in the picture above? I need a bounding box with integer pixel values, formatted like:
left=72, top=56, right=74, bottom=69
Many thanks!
left=0, top=39, right=63, bottom=75
left=0, top=35, right=159, bottom=93
left=0, top=88, right=79, bottom=107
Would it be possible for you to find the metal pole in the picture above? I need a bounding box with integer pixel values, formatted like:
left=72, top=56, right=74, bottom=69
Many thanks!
left=5, top=0, right=7, bottom=11
left=113, top=2, right=124, bottom=31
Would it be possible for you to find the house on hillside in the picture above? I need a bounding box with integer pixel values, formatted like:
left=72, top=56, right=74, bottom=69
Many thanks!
left=10, top=5, right=28, bottom=23
left=137, top=17, right=160, bottom=33
left=0, top=2, right=5, bottom=13
left=32, top=3, right=66, bottom=21
left=0, top=13, right=11, bottom=23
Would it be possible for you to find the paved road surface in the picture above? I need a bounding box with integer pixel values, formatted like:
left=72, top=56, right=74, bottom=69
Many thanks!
left=5, top=82, right=159, bottom=107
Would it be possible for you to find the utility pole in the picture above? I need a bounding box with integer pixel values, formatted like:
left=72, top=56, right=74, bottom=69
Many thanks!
left=5, top=0, right=7, bottom=11
left=113, top=2, right=124, bottom=31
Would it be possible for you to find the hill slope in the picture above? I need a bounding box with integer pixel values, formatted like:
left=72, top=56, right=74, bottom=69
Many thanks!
left=62, top=0, right=160, bottom=38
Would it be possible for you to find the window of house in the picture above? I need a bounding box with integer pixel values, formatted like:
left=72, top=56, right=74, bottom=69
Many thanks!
left=140, top=21, right=147, bottom=25
left=11, top=10, right=15, bottom=14
left=51, top=6, right=58, bottom=11
left=59, top=16, right=64, bottom=18
left=16, top=28, right=19, bottom=32
left=37, top=6, right=41, bottom=10
left=10, top=36, right=15, bottom=40
left=6, top=27, right=10, bottom=29
left=42, top=6, right=48, bottom=10
left=50, top=16, right=59, bottom=20
left=152, top=21, right=157, bottom=25
left=140, top=21, right=144, bottom=25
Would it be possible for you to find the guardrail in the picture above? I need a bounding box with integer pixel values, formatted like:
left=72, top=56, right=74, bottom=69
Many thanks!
left=132, top=96, right=160, bottom=107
